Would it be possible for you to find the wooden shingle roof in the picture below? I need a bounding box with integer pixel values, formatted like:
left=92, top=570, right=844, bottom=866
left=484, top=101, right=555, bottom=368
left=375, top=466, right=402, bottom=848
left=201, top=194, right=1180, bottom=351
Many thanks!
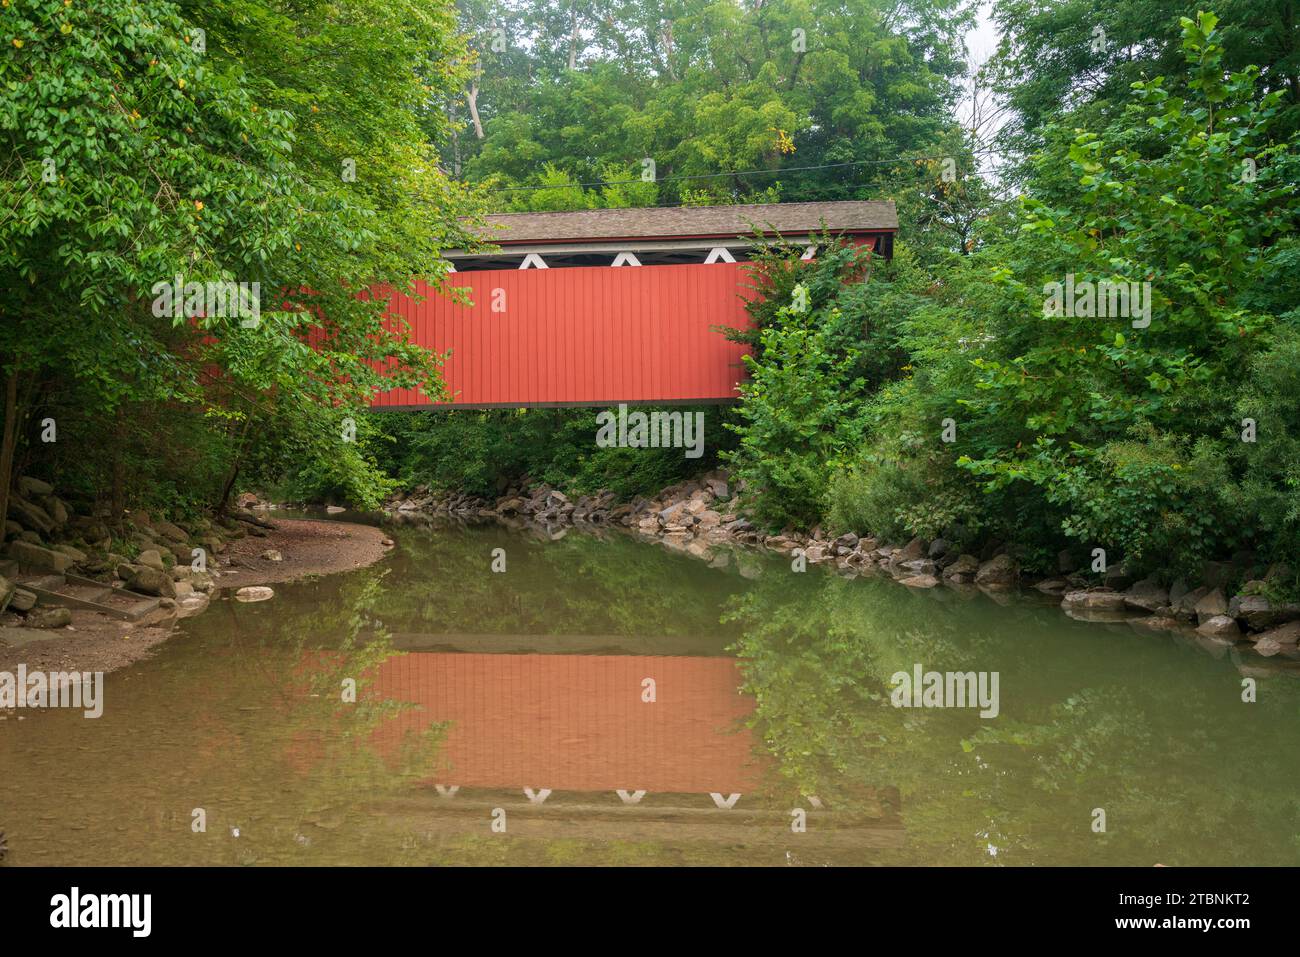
left=471, top=200, right=897, bottom=246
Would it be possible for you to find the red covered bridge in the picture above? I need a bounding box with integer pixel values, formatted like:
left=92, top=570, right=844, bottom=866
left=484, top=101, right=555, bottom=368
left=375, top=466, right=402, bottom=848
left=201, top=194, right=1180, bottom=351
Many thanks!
left=372, top=200, right=897, bottom=409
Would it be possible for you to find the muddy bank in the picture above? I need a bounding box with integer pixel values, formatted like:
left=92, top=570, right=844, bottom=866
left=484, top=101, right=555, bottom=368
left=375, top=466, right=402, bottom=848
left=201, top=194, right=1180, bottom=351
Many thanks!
left=0, top=518, right=391, bottom=677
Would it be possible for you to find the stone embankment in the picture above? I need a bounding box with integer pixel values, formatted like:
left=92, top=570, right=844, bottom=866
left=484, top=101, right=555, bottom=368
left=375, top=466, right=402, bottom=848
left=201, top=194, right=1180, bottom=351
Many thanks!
left=382, top=472, right=1299, bottom=673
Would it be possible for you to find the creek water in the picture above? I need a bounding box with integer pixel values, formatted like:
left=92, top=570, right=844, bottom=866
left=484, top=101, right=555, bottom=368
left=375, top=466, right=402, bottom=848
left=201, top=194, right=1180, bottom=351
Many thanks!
left=2, top=515, right=1297, bottom=866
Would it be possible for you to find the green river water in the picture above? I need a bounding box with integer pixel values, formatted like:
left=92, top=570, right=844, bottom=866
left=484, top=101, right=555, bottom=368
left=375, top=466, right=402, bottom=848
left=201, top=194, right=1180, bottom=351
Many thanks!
left=2, top=515, right=1297, bottom=866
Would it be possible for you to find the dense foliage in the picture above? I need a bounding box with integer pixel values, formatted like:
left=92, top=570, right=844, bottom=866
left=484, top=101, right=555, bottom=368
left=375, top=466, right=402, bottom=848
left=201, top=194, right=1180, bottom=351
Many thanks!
left=2, top=0, right=475, bottom=517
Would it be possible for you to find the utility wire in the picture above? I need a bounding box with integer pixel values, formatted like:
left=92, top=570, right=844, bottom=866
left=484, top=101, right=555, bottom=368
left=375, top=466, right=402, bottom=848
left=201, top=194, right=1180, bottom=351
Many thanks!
left=480, top=149, right=1009, bottom=193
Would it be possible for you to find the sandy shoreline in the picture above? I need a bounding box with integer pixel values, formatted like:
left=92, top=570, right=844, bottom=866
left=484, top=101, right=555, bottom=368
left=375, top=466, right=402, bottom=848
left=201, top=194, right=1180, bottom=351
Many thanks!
left=0, top=517, right=391, bottom=677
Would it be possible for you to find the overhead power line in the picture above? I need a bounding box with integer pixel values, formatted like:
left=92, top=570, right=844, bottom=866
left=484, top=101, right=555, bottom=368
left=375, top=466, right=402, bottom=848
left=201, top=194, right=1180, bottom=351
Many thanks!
left=480, top=149, right=1008, bottom=193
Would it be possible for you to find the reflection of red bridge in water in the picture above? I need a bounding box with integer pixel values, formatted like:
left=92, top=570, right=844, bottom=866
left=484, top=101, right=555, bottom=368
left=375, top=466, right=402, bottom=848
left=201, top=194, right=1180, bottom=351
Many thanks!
left=371, top=652, right=762, bottom=796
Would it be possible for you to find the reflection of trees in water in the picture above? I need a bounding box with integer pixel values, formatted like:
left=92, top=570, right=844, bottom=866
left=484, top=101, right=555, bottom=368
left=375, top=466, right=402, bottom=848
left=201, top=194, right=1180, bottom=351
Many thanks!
left=371, top=520, right=745, bottom=639
left=725, top=572, right=1300, bottom=865
left=160, top=570, right=448, bottom=864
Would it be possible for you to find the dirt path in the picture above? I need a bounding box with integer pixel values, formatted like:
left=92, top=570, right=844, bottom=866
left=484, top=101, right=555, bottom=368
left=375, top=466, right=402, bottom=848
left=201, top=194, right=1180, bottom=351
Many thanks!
left=0, top=517, right=391, bottom=676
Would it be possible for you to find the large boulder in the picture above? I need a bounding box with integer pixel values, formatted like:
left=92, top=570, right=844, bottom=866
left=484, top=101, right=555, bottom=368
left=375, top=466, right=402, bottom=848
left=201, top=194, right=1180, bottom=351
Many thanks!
left=6, top=495, right=54, bottom=535
left=0, top=574, right=13, bottom=610
left=39, top=496, right=69, bottom=527
left=1173, top=585, right=1210, bottom=621
left=890, top=537, right=927, bottom=565
left=25, top=606, right=72, bottom=628
left=975, top=554, right=1019, bottom=587
left=8, top=588, right=36, bottom=612
left=128, top=566, right=176, bottom=598
left=5, top=540, right=73, bottom=573
left=1124, top=578, right=1169, bottom=613
left=1194, top=588, right=1228, bottom=624
left=136, top=549, right=166, bottom=571
left=1196, top=615, right=1241, bottom=640
left=942, top=554, right=980, bottom=581
left=51, top=544, right=87, bottom=563
left=17, top=476, right=54, bottom=497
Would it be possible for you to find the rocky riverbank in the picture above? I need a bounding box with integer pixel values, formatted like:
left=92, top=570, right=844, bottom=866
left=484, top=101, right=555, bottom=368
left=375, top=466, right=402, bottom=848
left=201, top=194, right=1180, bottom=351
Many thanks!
left=380, top=471, right=1300, bottom=674
left=1, top=479, right=392, bottom=674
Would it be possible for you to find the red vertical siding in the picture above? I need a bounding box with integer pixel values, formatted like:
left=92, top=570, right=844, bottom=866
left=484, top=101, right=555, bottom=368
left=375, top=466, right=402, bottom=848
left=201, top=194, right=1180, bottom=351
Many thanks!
left=371, top=262, right=754, bottom=407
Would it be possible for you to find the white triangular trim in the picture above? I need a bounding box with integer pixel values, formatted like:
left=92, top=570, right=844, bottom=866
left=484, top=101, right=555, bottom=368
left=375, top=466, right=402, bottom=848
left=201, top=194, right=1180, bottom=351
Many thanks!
left=435, top=785, right=459, bottom=798
left=611, top=251, right=642, bottom=267
left=520, top=253, right=548, bottom=270
left=710, top=792, right=741, bottom=809
left=704, top=247, right=736, bottom=264
left=616, top=789, right=646, bottom=805
left=800, top=245, right=817, bottom=261
left=523, top=787, right=552, bottom=804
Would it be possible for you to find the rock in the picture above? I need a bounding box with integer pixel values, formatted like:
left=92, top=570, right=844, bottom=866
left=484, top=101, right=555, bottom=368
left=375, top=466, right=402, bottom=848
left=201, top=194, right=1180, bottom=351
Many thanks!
left=1062, top=589, right=1127, bottom=611
left=128, top=566, right=176, bottom=598
left=0, top=574, right=12, bottom=610
left=1129, top=615, right=1186, bottom=636
left=40, top=496, right=69, bottom=526
left=804, top=544, right=832, bottom=564
left=1103, top=564, right=1135, bottom=590
left=17, top=476, right=54, bottom=497
left=381, top=538, right=395, bottom=547
left=927, top=538, right=951, bottom=559
left=115, top=563, right=142, bottom=581
left=1057, top=548, right=1080, bottom=574
left=891, top=537, right=926, bottom=565
left=235, top=586, right=274, bottom=602
left=705, top=478, right=729, bottom=499
left=9, top=588, right=36, bottom=612
left=173, top=580, right=195, bottom=599
left=975, top=554, right=1018, bottom=587
left=1033, top=578, right=1069, bottom=595
left=1193, top=587, right=1227, bottom=623
left=1123, top=578, right=1169, bottom=613
left=176, top=592, right=210, bottom=617
left=51, top=543, right=87, bottom=563
left=899, top=558, right=937, bottom=576
left=6, top=495, right=54, bottom=534
left=136, top=549, right=166, bottom=571
left=1196, top=615, right=1241, bottom=640
left=1249, top=621, right=1300, bottom=658
left=1228, top=594, right=1299, bottom=631
left=5, top=540, right=73, bottom=573
left=1062, top=589, right=1130, bottom=622
left=898, top=574, right=940, bottom=588
left=942, top=554, right=980, bottom=580
left=261, top=549, right=283, bottom=562
left=1173, top=585, right=1209, bottom=621
left=17, top=530, right=41, bottom=544
left=25, top=606, right=72, bottom=628
left=1169, top=578, right=1190, bottom=606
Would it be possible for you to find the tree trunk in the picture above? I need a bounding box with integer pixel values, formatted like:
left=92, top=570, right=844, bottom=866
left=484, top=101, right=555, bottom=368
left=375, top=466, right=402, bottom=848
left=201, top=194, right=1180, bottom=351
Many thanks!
left=0, top=369, right=18, bottom=544
left=466, top=75, right=484, bottom=140
left=111, top=404, right=126, bottom=520
left=567, top=6, right=579, bottom=70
